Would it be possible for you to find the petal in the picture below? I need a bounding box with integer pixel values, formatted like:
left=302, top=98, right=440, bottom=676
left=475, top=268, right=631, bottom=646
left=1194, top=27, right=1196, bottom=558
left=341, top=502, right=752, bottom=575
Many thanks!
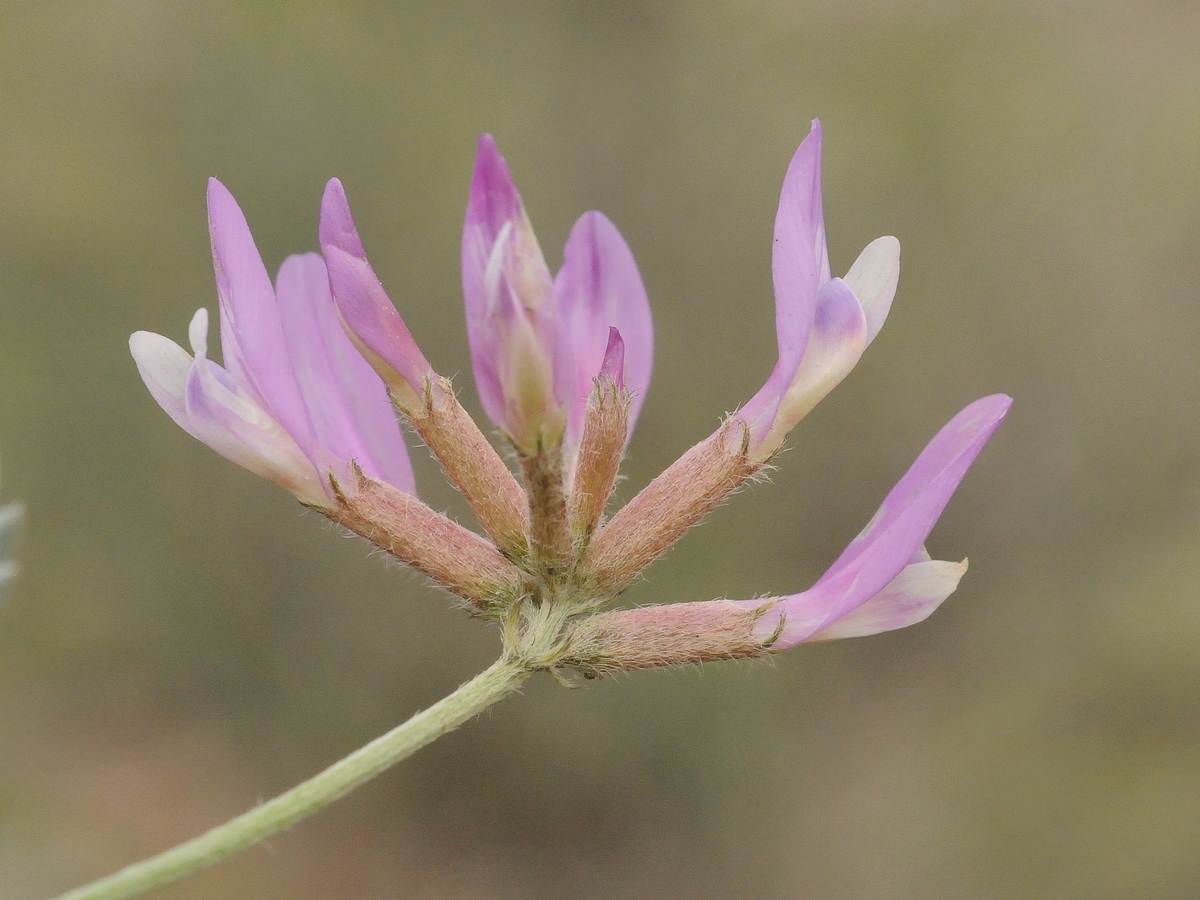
left=804, top=558, right=967, bottom=642
left=744, top=393, right=1011, bottom=647
left=599, top=327, right=625, bottom=384
left=207, top=179, right=312, bottom=450
left=275, top=253, right=415, bottom=494
left=464, top=134, right=526, bottom=249
left=771, top=119, right=831, bottom=395
left=752, top=278, right=868, bottom=458
left=130, top=329, right=197, bottom=436
left=737, top=121, right=838, bottom=457
left=319, top=178, right=434, bottom=412
left=186, top=358, right=325, bottom=506
left=554, top=211, right=653, bottom=449
left=843, top=235, right=900, bottom=345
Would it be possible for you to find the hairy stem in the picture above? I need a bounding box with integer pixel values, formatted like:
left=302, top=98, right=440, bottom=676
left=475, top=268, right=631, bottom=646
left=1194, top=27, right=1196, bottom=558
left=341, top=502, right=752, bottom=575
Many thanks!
left=49, top=655, right=530, bottom=900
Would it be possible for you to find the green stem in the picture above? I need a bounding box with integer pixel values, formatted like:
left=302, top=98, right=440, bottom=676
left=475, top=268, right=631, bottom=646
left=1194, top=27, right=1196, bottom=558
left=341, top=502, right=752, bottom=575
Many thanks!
left=49, top=654, right=530, bottom=900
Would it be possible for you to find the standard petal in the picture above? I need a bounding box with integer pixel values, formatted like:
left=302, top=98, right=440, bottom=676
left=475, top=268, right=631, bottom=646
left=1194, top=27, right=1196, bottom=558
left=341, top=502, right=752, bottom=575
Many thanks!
left=319, top=178, right=434, bottom=413
left=554, top=211, right=653, bottom=449
left=186, top=358, right=325, bottom=506
left=207, top=179, right=312, bottom=449
left=804, top=558, right=967, bottom=642
left=275, top=253, right=415, bottom=494
left=771, top=120, right=831, bottom=394
left=462, top=136, right=526, bottom=423
left=843, top=235, right=900, bottom=344
left=130, top=329, right=196, bottom=436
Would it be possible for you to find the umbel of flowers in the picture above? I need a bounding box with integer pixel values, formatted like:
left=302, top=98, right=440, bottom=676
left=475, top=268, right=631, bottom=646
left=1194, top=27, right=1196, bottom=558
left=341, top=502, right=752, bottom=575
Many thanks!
left=131, top=120, right=1010, bottom=679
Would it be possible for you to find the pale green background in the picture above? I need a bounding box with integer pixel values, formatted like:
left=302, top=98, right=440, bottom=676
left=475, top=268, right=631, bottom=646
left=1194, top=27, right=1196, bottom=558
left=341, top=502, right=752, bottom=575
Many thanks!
left=2, top=2, right=1199, bottom=898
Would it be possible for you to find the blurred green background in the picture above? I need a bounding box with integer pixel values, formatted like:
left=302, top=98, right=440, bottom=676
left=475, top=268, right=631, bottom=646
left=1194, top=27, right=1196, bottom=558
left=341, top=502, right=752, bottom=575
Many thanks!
left=2, top=2, right=1199, bottom=897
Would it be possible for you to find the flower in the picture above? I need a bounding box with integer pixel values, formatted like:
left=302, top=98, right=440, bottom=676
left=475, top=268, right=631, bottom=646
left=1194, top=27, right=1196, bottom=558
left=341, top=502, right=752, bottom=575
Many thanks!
left=461, top=135, right=653, bottom=456
left=738, top=119, right=901, bottom=461
left=130, top=178, right=414, bottom=508
left=749, top=393, right=1010, bottom=646
left=578, top=120, right=911, bottom=592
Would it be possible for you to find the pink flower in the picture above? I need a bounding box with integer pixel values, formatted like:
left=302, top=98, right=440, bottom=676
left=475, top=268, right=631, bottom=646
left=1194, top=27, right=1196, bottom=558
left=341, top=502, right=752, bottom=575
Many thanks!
left=462, top=135, right=653, bottom=454
left=130, top=179, right=414, bottom=507
left=744, top=393, right=1011, bottom=646
left=559, top=123, right=1011, bottom=673
left=739, top=119, right=901, bottom=461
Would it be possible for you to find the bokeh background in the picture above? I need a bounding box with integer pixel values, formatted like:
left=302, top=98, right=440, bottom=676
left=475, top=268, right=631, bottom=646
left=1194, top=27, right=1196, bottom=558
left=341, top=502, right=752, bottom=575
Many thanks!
left=2, top=2, right=1199, bottom=897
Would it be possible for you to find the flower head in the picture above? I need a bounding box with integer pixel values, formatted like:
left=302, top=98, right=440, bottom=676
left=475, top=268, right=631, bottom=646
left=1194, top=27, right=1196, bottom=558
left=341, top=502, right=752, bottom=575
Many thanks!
left=135, top=124, right=1009, bottom=677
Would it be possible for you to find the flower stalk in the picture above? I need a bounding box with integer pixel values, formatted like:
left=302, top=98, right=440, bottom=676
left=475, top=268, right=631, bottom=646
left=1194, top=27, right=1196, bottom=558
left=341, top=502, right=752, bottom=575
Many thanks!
left=49, top=654, right=532, bottom=900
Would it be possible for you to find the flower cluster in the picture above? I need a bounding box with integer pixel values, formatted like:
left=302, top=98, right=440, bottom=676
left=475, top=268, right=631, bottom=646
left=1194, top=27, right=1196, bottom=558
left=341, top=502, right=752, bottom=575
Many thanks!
left=131, top=120, right=1009, bottom=674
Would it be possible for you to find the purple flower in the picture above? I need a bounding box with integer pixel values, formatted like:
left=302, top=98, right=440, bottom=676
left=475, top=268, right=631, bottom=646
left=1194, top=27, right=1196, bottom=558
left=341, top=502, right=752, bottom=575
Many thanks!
left=742, top=393, right=1011, bottom=646
left=461, top=135, right=653, bottom=454
left=131, top=179, right=414, bottom=507
left=739, top=119, right=901, bottom=461
left=318, top=178, right=436, bottom=416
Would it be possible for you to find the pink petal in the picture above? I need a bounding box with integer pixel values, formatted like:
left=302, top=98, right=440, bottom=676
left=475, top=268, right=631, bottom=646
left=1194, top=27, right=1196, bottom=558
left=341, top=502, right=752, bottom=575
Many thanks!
left=770, top=120, right=831, bottom=398
left=753, top=278, right=868, bottom=457
left=737, top=121, right=841, bottom=457
left=554, top=211, right=653, bottom=449
left=830, top=394, right=1012, bottom=578
left=599, top=327, right=625, bottom=384
left=275, top=253, right=415, bottom=494
left=319, top=179, right=434, bottom=409
left=207, top=179, right=312, bottom=452
left=464, top=134, right=525, bottom=248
